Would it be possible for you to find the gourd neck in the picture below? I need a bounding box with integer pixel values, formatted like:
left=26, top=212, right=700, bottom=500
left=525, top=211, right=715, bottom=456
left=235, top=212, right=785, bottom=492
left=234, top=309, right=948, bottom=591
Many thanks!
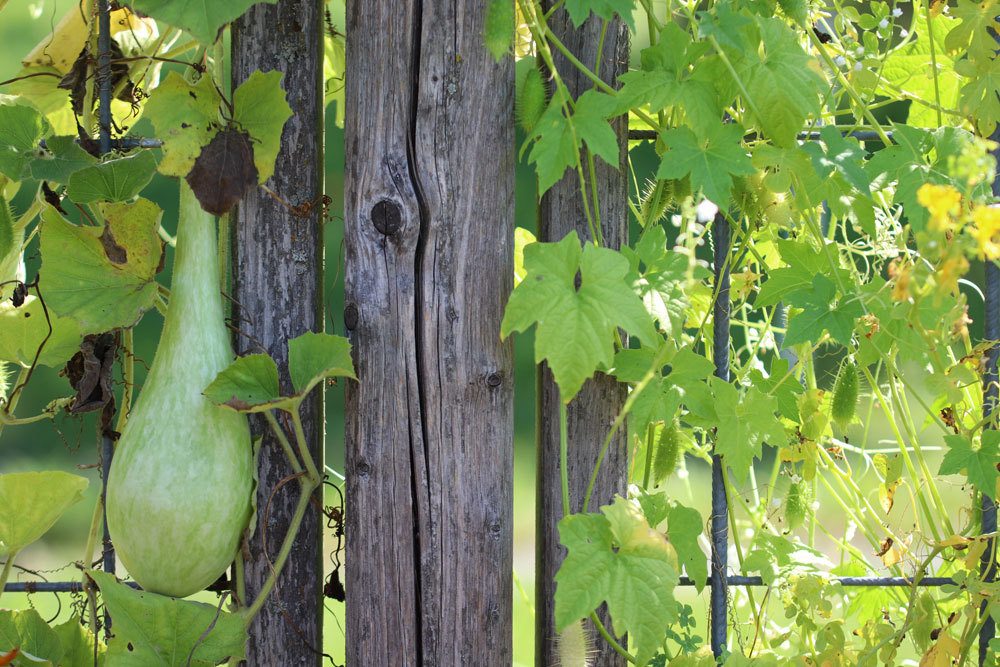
left=159, top=181, right=230, bottom=359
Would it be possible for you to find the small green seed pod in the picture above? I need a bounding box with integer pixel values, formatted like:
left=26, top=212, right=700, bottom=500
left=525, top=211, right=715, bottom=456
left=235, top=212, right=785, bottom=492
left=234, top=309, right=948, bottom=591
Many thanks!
left=515, top=59, right=546, bottom=134
left=652, top=421, right=681, bottom=484
left=831, top=358, right=859, bottom=431
left=784, top=478, right=809, bottom=530
left=556, top=619, right=594, bottom=667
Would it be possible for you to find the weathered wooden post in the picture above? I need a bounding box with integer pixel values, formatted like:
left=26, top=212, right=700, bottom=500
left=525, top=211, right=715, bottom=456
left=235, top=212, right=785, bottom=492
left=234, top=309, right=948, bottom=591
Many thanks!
left=535, top=7, right=630, bottom=666
left=231, top=1, right=326, bottom=663
left=344, top=0, right=516, bottom=663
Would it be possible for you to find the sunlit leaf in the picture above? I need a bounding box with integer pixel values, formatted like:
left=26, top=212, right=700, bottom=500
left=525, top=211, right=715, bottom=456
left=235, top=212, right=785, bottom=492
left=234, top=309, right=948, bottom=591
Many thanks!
left=0, top=471, right=88, bottom=555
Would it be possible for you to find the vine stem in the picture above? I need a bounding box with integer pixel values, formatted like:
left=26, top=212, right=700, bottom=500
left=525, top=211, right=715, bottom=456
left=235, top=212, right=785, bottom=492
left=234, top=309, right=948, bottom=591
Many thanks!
left=240, top=408, right=319, bottom=624
left=581, top=342, right=672, bottom=511
left=559, top=401, right=571, bottom=516
left=588, top=611, right=637, bottom=663
left=241, top=476, right=315, bottom=624
left=0, top=551, right=17, bottom=604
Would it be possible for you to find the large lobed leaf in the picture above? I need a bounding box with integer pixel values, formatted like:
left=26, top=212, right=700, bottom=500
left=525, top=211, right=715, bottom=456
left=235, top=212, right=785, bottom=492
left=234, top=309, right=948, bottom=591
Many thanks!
left=129, top=0, right=278, bottom=45
left=501, top=231, right=655, bottom=401
left=89, top=570, right=246, bottom=666
left=555, top=497, right=679, bottom=664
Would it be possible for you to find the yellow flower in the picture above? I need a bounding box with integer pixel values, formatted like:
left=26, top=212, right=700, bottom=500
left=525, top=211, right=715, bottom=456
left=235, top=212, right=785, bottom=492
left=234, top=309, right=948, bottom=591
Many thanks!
left=917, top=183, right=962, bottom=231
left=970, top=205, right=1000, bottom=260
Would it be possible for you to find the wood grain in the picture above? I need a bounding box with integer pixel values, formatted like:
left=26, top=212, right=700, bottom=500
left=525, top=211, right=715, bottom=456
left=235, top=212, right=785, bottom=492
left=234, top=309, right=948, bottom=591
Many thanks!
left=535, top=8, right=630, bottom=666
left=345, top=0, right=515, bottom=663
left=231, top=1, right=326, bottom=664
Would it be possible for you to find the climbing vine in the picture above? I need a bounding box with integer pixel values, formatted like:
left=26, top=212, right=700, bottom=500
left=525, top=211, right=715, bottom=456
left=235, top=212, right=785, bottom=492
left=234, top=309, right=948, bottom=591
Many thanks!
left=491, top=0, right=1000, bottom=663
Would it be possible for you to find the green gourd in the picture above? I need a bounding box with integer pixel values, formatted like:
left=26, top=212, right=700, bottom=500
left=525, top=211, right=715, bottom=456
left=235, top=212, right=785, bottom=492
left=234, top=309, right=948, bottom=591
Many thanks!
left=106, top=181, right=252, bottom=598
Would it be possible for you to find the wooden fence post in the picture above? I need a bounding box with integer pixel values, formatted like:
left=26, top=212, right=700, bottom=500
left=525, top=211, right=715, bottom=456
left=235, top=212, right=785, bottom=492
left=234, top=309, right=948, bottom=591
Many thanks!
left=231, top=1, right=326, bottom=664
left=344, top=0, right=515, bottom=663
left=535, top=8, right=630, bottom=666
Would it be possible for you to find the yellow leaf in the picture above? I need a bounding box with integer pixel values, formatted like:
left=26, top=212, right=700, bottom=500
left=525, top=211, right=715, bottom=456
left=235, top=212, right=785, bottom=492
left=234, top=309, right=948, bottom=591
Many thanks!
left=919, top=632, right=960, bottom=667
left=936, top=535, right=972, bottom=549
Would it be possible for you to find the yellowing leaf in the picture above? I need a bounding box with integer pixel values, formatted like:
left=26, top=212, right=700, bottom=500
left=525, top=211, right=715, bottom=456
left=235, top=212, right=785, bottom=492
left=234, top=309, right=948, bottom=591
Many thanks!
left=143, top=72, right=222, bottom=178
left=0, top=295, right=85, bottom=368
left=41, top=200, right=164, bottom=333
left=919, top=631, right=960, bottom=667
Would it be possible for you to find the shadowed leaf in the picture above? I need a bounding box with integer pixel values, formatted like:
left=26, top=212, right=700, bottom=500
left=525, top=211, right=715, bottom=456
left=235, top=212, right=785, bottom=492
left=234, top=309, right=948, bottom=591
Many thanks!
left=185, top=129, right=258, bottom=215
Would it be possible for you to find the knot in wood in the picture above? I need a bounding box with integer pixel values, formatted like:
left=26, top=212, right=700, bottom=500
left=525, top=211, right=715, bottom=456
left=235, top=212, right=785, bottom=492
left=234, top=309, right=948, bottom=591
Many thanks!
left=356, top=458, right=372, bottom=477
left=485, top=372, right=503, bottom=388
left=370, top=199, right=403, bottom=236
left=344, top=303, right=359, bottom=331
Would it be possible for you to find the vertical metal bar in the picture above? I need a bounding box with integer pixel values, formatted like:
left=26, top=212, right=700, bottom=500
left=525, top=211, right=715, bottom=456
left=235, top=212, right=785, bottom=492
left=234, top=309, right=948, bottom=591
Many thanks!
left=96, top=0, right=112, bottom=156
left=96, top=0, right=115, bottom=640
left=979, top=133, right=1000, bottom=666
left=710, top=212, right=731, bottom=658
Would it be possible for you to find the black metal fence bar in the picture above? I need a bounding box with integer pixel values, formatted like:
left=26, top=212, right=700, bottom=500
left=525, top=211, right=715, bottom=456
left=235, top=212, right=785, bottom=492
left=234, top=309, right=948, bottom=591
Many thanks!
left=679, top=576, right=960, bottom=587
left=627, top=129, right=893, bottom=143
left=710, top=212, right=731, bottom=659
left=979, top=130, right=1000, bottom=667
left=4, top=581, right=139, bottom=594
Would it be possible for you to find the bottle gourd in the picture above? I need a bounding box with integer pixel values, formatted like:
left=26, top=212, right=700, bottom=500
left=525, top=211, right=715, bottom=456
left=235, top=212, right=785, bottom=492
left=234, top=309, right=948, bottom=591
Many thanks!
left=107, top=182, right=252, bottom=598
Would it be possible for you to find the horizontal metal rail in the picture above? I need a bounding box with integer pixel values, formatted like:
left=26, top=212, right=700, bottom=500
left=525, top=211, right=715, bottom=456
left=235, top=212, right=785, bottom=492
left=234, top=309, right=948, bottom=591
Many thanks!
left=627, top=129, right=892, bottom=143
left=4, top=580, right=139, bottom=593
left=677, top=575, right=959, bottom=588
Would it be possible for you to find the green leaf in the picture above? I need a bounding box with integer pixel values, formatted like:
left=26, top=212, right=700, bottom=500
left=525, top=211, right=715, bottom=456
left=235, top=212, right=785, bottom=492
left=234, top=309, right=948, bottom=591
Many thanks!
left=940, top=432, right=999, bottom=495
left=0, top=295, right=85, bottom=368
left=203, top=353, right=283, bottom=412
left=742, top=19, right=822, bottom=146
left=129, top=0, right=278, bottom=45
left=527, top=99, right=577, bottom=194
left=288, top=332, right=356, bottom=395
left=749, top=358, right=802, bottom=421
left=0, top=609, right=63, bottom=666
left=143, top=72, right=222, bottom=177
left=570, top=91, right=620, bottom=166
left=742, top=532, right=831, bottom=584
left=30, top=135, right=98, bottom=184
left=783, top=274, right=863, bottom=347
left=667, top=503, right=707, bottom=592
left=879, top=14, right=960, bottom=128
left=0, top=99, right=49, bottom=180
left=232, top=70, right=293, bottom=183
left=945, top=0, right=1000, bottom=59
left=67, top=151, right=158, bottom=203
left=527, top=92, right=619, bottom=194
left=501, top=231, right=655, bottom=401
left=41, top=200, right=164, bottom=333
left=51, top=616, right=105, bottom=667
left=713, top=380, right=785, bottom=482
left=89, top=570, right=247, bottom=666
left=564, top=0, right=635, bottom=29
left=555, top=497, right=678, bottom=664
left=656, top=121, right=754, bottom=207
left=956, top=55, right=1000, bottom=136
left=0, top=471, right=88, bottom=555
left=484, top=0, right=515, bottom=61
